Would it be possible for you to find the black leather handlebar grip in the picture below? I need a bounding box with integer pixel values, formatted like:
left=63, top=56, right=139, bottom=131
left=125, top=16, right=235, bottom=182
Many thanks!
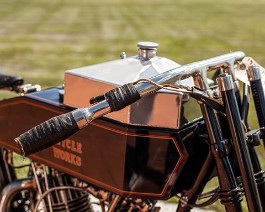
left=15, top=112, right=79, bottom=157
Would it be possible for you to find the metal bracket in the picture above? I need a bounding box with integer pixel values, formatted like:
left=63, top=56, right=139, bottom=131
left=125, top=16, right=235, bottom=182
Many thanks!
left=246, top=129, right=262, bottom=147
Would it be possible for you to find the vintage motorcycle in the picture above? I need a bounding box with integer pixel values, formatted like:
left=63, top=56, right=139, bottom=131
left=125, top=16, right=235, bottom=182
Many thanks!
left=0, top=41, right=265, bottom=211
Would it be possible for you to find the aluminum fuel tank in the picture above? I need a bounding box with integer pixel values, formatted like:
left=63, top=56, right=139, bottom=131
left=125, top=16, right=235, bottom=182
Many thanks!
left=64, top=42, right=185, bottom=129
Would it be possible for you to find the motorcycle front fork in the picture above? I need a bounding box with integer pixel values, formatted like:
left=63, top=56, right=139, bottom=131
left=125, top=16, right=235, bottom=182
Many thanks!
left=177, top=74, right=265, bottom=212
left=177, top=75, right=265, bottom=212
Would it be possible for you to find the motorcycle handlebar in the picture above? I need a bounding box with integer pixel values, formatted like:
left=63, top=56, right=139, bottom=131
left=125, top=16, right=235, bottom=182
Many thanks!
left=15, top=52, right=245, bottom=156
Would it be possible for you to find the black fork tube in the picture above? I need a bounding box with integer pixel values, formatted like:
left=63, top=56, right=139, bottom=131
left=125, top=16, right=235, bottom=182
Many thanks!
left=248, top=147, right=265, bottom=211
left=240, top=81, right=265, bottom=211
left=218, top=74, right=262, bottom=212
left=200, top=104, right=243, bottom=211
left=192, top=74, right=243, bottom=211
left=247, top=66, right=265, bottom=145
left=240, top=83, right=250, bottom=128
left=241, top=66, right=265, bottom=211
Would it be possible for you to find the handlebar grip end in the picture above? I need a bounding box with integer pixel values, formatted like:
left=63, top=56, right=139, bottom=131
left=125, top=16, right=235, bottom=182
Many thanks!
left=15, top=112, right=80, bottom=157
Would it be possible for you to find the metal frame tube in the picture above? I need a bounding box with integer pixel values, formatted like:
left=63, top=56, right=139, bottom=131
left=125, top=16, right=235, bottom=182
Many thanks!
left=193, top=74, right=243, bottom=211
left=0, top=178, right=35, bottom=212
left=176, top=152, right=216, bottom=212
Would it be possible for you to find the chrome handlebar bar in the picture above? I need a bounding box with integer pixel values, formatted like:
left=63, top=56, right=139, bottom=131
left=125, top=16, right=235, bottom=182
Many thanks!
left=15, top=51, right=246, bottom=156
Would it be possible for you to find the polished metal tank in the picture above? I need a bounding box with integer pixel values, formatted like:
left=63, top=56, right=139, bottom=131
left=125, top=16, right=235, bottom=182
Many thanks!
left=64, top=42, right=184, bottom=129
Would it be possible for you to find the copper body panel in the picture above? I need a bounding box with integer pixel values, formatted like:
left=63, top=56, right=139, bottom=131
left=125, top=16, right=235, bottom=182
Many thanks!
left=0, top=89, right=191, bottom=199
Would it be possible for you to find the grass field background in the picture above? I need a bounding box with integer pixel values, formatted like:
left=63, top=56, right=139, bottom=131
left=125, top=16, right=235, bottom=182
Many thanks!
left=1, top=0, right=265, bottom=211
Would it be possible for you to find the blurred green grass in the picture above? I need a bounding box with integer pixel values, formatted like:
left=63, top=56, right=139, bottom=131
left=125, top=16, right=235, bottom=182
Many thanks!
left=1, top=0, right=265, bottom=211
left=1, top=0, right=265, bottom=86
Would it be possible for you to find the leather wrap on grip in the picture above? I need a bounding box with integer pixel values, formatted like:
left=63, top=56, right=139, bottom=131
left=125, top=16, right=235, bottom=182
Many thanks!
left=15, top=112, right=79, bottom=157
left=104, top=83, right=140, bottom=111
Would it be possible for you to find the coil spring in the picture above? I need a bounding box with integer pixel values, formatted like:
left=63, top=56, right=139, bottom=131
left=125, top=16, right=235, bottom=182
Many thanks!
left=250, top=81, right=265, bottom=127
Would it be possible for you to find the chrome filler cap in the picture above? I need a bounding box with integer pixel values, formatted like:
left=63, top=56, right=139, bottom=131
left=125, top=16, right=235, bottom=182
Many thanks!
left=137, top=41, right=159, bottom=60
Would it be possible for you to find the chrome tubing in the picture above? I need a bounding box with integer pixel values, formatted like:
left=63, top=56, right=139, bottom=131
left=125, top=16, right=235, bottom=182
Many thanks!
left=77, top=51, right=245, bottom=129
left=135, top=51, right=245, bottom=96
